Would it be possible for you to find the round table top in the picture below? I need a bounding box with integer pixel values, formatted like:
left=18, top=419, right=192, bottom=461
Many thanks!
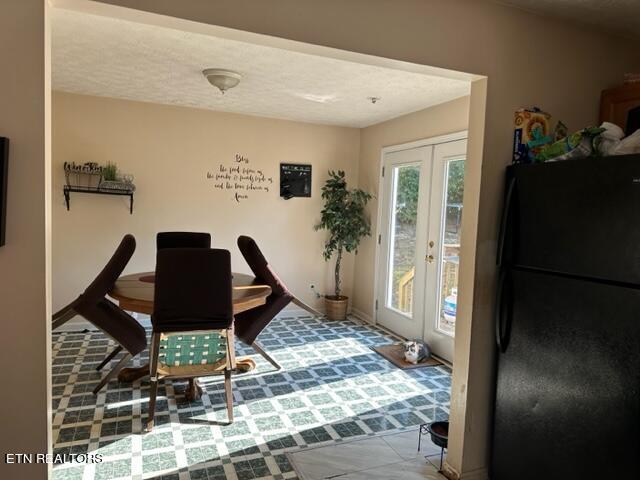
left=109, top=271, right=271, bottom=315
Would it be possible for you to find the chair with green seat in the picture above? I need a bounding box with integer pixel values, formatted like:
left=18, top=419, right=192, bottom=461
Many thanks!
left=147, top=247, right=235, bottom=431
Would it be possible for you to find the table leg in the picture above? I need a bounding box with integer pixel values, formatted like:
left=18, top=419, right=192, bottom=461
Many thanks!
left=185, top=378, right=203, bottom=401
left=117, top=365, right=203, bottom=401
left=117, top=364, right=150, bottom=383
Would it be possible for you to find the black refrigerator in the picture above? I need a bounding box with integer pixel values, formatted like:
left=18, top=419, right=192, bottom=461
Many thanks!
left=491, top=154, right=640, bottom=479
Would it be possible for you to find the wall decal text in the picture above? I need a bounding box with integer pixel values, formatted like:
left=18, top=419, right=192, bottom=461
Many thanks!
left=207, top=154, right=274, bottom=203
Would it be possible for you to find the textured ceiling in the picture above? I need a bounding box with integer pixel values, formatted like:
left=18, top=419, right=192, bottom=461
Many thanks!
left=52, top=9, right=470, bottom=128
left=496, top=0, right=640, bottom=40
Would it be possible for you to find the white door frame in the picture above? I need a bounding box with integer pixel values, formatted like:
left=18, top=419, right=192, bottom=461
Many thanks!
left=372, top=131, right=468, bottom=337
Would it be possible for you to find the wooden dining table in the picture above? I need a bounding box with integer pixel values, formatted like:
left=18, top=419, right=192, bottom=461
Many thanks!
left=108, top=271, right=272, bottom=399
left=110, top=271, right=272, bottom=316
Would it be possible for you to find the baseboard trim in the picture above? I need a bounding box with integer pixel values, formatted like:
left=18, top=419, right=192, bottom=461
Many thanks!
left=349, top=307, right=374, bottom=325
left=280, top=306, right=325, bottom=317
left=461, top=467, right=489, bottom=480
left=53, top=312, right=152, bottom=332
left=442, top=463, right=489, bottom=480
left=52, top=317, right=93, bottom=332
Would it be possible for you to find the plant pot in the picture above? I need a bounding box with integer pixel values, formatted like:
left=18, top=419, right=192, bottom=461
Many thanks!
left=324, top=296, right=348, bottom=321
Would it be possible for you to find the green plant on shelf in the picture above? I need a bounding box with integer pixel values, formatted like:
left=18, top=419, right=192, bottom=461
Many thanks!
left=103, top=162, right=118, bottom=181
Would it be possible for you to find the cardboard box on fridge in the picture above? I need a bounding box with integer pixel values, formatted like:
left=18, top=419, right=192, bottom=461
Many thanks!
left=513, top=107, right=552, bottom=163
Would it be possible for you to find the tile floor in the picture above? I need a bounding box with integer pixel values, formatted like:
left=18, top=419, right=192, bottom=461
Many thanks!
left=288, top=429, right=446, bottom=479
left=51, top=314, right=451, bottom=480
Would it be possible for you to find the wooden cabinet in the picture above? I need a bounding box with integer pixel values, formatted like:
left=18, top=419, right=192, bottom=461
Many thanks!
left=600, top=82, right=640, bottom=136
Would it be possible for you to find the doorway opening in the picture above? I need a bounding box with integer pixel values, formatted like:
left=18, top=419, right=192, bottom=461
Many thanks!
left=46, top=2, right=487, bottom=479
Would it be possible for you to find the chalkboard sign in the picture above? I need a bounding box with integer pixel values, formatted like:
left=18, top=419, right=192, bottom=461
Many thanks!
left=280, top=163, right=312, bottom=199
left=0, top=137, right=8, bottom=247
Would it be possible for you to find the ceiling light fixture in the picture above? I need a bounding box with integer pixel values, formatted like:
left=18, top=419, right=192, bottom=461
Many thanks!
left=202, top=68, right=242, bottom=94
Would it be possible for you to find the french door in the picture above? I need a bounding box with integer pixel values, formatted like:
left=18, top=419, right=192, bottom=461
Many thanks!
left=376, top=138, right=467, bottom=362
left=376, top=146, right=432, bottom=340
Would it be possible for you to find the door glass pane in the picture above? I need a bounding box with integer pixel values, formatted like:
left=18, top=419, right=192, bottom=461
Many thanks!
left=437, top=158, right=464, bottom=335
left=386, top=164, right=420, bottom=314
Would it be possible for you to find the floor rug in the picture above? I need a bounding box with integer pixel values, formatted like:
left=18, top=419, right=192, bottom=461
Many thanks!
left=371, top=344, right=442, bottom=370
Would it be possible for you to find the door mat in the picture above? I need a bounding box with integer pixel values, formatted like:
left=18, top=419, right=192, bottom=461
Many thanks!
left=371, top=343, right=442, bottom=370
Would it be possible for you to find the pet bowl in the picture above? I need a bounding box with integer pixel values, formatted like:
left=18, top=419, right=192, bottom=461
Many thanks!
left=426, top=421, right=449, bottom=449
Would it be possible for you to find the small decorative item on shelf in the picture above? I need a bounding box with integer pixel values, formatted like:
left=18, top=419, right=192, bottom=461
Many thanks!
left=64, top=161, right=103, bottom=189
left=102, top=162, right=117, bottom=181
left=99, top=178, right=136, bottom=193
left=98, top=164, right=135, bottom=193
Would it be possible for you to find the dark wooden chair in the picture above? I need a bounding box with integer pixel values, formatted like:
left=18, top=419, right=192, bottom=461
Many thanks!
left=156, top=231, right=211, bottom=250
left=147, top=247, right=236, bottom=431
left=155, top=231, right=213, bottom=395
left=234, top=235, right=321, bottom=371
left=52, top=234, right=147, bottom=394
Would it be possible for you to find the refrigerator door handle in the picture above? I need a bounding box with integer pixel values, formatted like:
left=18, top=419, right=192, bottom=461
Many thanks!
left=496, top=177, right=516, bottom=267
left=495, top=269, right=513, bottom=353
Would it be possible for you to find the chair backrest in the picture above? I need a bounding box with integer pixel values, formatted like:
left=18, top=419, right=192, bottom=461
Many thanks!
left=81, top=234, right=136, bottom=304
left=152, top=248, right=233, bottom=332
left=156, top=231, right=211, bottom=250
left=237, top=235, right=289, bottom=296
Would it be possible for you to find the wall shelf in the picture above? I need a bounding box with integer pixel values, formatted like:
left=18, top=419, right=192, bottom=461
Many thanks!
left=63, top=185, right=134, bottom=214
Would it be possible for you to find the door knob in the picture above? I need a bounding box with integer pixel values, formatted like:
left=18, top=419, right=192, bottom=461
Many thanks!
left=426, top=254, right=435, bottom=263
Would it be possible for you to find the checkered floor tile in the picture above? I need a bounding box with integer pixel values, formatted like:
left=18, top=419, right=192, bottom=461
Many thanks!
left=51, top=314, right=451, bottom=480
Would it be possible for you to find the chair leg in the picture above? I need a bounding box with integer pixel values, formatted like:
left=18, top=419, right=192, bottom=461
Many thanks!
left=92, top=352, right=132, bottom=394
left=51, top=307, right=78, bottom=331
left=185, top=378, right=203, bottom=402
left=224, top=327, right=235, bottom=423
left=292, top=297, right=323, bottom=318
left=96, top=345, right=123, bottom=371
left=252, top=341, right=281, bottom=371
left=146, top=332, right=161, bottom=432
left=227, top=326, right=236, bottom=370
left=224, top=369, right=234, bottom=424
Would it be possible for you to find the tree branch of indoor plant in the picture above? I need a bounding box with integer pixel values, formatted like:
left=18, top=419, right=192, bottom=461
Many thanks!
left=315, top=170, right=372, bottom=320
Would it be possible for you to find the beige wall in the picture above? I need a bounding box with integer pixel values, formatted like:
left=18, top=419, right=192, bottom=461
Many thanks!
left=0, top=1, right=50, bottom=478
left=90, top=1, right=640, bottom=478
left=352, top=96, right=470, bottom=318
left=52, top=92, right=360, bottom=312
left=3, top=1, right=638, bottom=479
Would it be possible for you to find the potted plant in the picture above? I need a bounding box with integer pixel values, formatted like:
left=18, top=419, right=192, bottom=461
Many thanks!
left=315, top=170, right=372, bottom=320
left=102, top=162, right=118, bottom=182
